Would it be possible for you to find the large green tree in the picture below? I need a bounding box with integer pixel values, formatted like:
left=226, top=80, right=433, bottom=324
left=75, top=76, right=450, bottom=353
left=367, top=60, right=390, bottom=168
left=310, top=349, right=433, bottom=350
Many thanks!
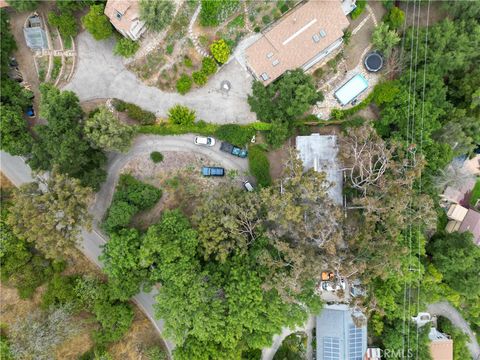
left=84, top=106, right=134, bottom=152
left=6, top=0, right=38, bottom=12
left=139, top=0, right=174, bottom=31
left=372, top=22, right=400, bottom=58
left=7, top=170, right=92, bottom=260
left=29, top=84, right=107, bottom=190
left=248, top=69, right=320, bottom=123
left=82, top=4, right=112, bottom=40
left=0, top=105, right=32, bottom=155
left=427, top=231, right=480, bottom=299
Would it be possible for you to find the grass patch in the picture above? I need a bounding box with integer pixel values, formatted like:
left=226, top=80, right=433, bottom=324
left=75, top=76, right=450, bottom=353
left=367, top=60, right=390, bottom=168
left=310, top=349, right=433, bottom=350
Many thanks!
left=470, top=179, right=480, bottom=207
left=248, top=145, right=271, bottom=187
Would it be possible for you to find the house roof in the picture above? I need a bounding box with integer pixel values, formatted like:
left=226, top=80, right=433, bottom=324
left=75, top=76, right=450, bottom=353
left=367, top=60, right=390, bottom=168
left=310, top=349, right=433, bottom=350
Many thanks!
left=105, top=0, right=141, bottom=33
left=316, top=304, right=367, bottom=360
left=430, top=340, right=453, bottom=360
left=245, top=0, right=349, bottom=85
left=446, top=204, right=468, bottom=222
left=296, top=134, right=343, bottom=205
left=458, top=209, right=480, bottom=245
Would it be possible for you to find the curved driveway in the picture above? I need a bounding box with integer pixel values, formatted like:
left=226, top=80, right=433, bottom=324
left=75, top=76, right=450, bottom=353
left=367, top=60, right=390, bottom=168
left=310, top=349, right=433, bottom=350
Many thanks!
left=428, top=301, right=480, bottom=360
left=63, top=32, right=256, bottom=124
left=91, top=134, right=249, bottom=223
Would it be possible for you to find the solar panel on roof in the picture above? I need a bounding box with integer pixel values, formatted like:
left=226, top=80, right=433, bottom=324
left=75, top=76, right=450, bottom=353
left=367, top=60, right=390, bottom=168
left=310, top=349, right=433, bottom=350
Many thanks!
left=323, top=337, right=340, bottom=360
left=348, top=325, right=364, bottom=360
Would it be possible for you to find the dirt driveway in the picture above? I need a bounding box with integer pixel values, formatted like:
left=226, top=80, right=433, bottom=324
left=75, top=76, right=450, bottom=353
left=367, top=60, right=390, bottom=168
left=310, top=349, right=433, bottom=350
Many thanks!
left=64, top=31, right=256, bottom=124
left=90, top=134, right=249, bottom=222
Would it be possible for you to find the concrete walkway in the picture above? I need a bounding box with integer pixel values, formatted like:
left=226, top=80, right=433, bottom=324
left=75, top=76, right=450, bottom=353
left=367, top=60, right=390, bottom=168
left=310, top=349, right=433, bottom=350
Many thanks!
left=64, top=32, right=256, bottom=124
left=427, top=302, right=480, bottom=360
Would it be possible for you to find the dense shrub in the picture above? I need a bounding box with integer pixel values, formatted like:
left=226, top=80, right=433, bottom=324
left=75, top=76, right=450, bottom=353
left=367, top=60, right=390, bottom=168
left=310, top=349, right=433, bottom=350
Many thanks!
left=176, top=74, right=193, bottom=95
left=41, top=274, right=79, bottom=309
left=139, top=0, right=174, bottom=31
left=82, top=4, right=112, bottom=40
left=192, top=71, right=208, bottom=85
left=112, top=99, right=156, bottom=124
left=210, top=39, right=230, bottom=64
left=114, top=38, right=140, bottom=58
left=183, top=56, right=193, bottom=68
left=139, top=122, right=220, bottom=136
left=150, top=151, right=164, bottom=163
left=251, top=122, right=273, bottom=131
left=214, top=124, right=255, bottom=147
left=103, top=174, right=162, bottom=232
left=200, top=0, right=239, bottom=26
left=201, top=57, right=218, bottom=75
left=384, top=6, right=405, bottom=29
left=248, top=145, right=271, bottom=187
left=350, top=0, right=366, bottom=19
left=168, top=104, right=196, bottom=125
left=48, top=11, right=78, bottom=39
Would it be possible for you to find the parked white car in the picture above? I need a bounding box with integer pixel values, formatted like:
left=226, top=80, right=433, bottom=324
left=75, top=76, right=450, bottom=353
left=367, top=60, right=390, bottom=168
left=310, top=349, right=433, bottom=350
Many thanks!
left=194, top=136, right=216, bottom=146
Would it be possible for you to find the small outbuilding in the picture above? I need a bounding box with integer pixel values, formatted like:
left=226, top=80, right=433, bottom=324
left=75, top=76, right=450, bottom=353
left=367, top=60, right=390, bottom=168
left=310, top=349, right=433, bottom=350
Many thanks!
left=23, top=14, right=48, bottom=50
left=334, top=74, right=369, bottom=106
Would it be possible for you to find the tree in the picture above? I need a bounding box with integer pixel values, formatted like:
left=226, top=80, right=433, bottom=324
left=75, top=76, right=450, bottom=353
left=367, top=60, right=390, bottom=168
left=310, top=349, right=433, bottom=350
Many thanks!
left=210, top=39, right=230, bottom=64
left=176, top=74, right=192, bottom=95
left=167, top=104, right=196, bottom=125
left=193, top=186, right=264, bottom=262
left=29, top=84, right=107, bottom=190
left=428, top=231, right=480, bottom=299
left=6, top=0, right=38, bottom=12
left=7, top=170, right=92, bottom=260
left=114, top=37, right=140, bottom=58
left=340, top=123, right=391, bottom=195
left=100, top=228, right=147, bottom=300
left=84, top=106, right=134, bottom=152
left=372, top=22, right=400, bottom=58
left=82, top=4, right=112, bottom=40
left=384, top=7, right=405, bottom=29
left=0, top=105, right=32, bottom=156
left=273, top=332, right=307, bottom=360
left=382, top=322, right=432, bottom=360
left=9, top=305, right=80, bottom=359
left=139, top=0, right=174, bottom=31
left=248, top=69, right=320, bottom=123
left=48, top=11, right=78, bottom=39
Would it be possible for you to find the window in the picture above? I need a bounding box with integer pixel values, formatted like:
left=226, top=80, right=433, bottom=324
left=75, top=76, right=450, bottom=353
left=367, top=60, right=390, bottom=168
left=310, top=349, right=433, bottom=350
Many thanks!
left=266, top=52, right=273, bottom=59
left=319, top=29, right=327, bottom=38
left=260, top=72, right=269, bottom=81
left=115, top=10, right=123, bottom=20
left=312, top=34, right=320, bottom=43
left=272, top=59, right=280, bottom=66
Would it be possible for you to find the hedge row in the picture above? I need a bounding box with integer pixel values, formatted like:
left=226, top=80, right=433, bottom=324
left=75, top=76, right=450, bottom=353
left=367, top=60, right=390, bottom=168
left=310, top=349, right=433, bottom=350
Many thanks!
left=248, top=145, right=271, bottom=187
left=139, top=122, right=271, bottom=146
left=112, top=99, right=156, bottom=125
left=330, top=91, right=375, bottom=120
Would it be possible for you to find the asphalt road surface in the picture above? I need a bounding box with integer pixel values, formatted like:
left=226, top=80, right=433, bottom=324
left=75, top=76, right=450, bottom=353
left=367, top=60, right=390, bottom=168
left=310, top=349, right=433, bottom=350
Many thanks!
left=428, top=301, right=480, bottom=359
left=0, top=150, right=173, bottom=354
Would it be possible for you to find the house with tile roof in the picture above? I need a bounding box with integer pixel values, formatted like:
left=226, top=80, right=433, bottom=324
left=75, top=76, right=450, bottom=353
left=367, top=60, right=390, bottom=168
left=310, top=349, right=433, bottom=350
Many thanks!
left=105, top=0, right=146, bottom=41
left=446, top=204, right=480, bottom=245
left=244, top=0, right=350, bottom=85
left=429, top=327, right=453, bottom=360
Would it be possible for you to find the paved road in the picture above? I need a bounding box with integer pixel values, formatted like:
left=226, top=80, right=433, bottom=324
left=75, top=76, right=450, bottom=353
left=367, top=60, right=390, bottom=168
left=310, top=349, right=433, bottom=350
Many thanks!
left=0, top=151, right=173, bottom=353
left=64, top=32, right=256, bottom=124
left=1, top=139, right=247, bottom=354
left=428, top=301, right=480, bottom=360
left=91, top=134, right=249, bottom=220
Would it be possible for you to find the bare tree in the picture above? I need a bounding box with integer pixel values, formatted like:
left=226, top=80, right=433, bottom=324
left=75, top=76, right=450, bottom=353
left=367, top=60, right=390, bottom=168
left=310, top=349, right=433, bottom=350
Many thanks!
left=9, top=305, right=80, bottom=359
left=340, top=124, right=391, bottom=196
